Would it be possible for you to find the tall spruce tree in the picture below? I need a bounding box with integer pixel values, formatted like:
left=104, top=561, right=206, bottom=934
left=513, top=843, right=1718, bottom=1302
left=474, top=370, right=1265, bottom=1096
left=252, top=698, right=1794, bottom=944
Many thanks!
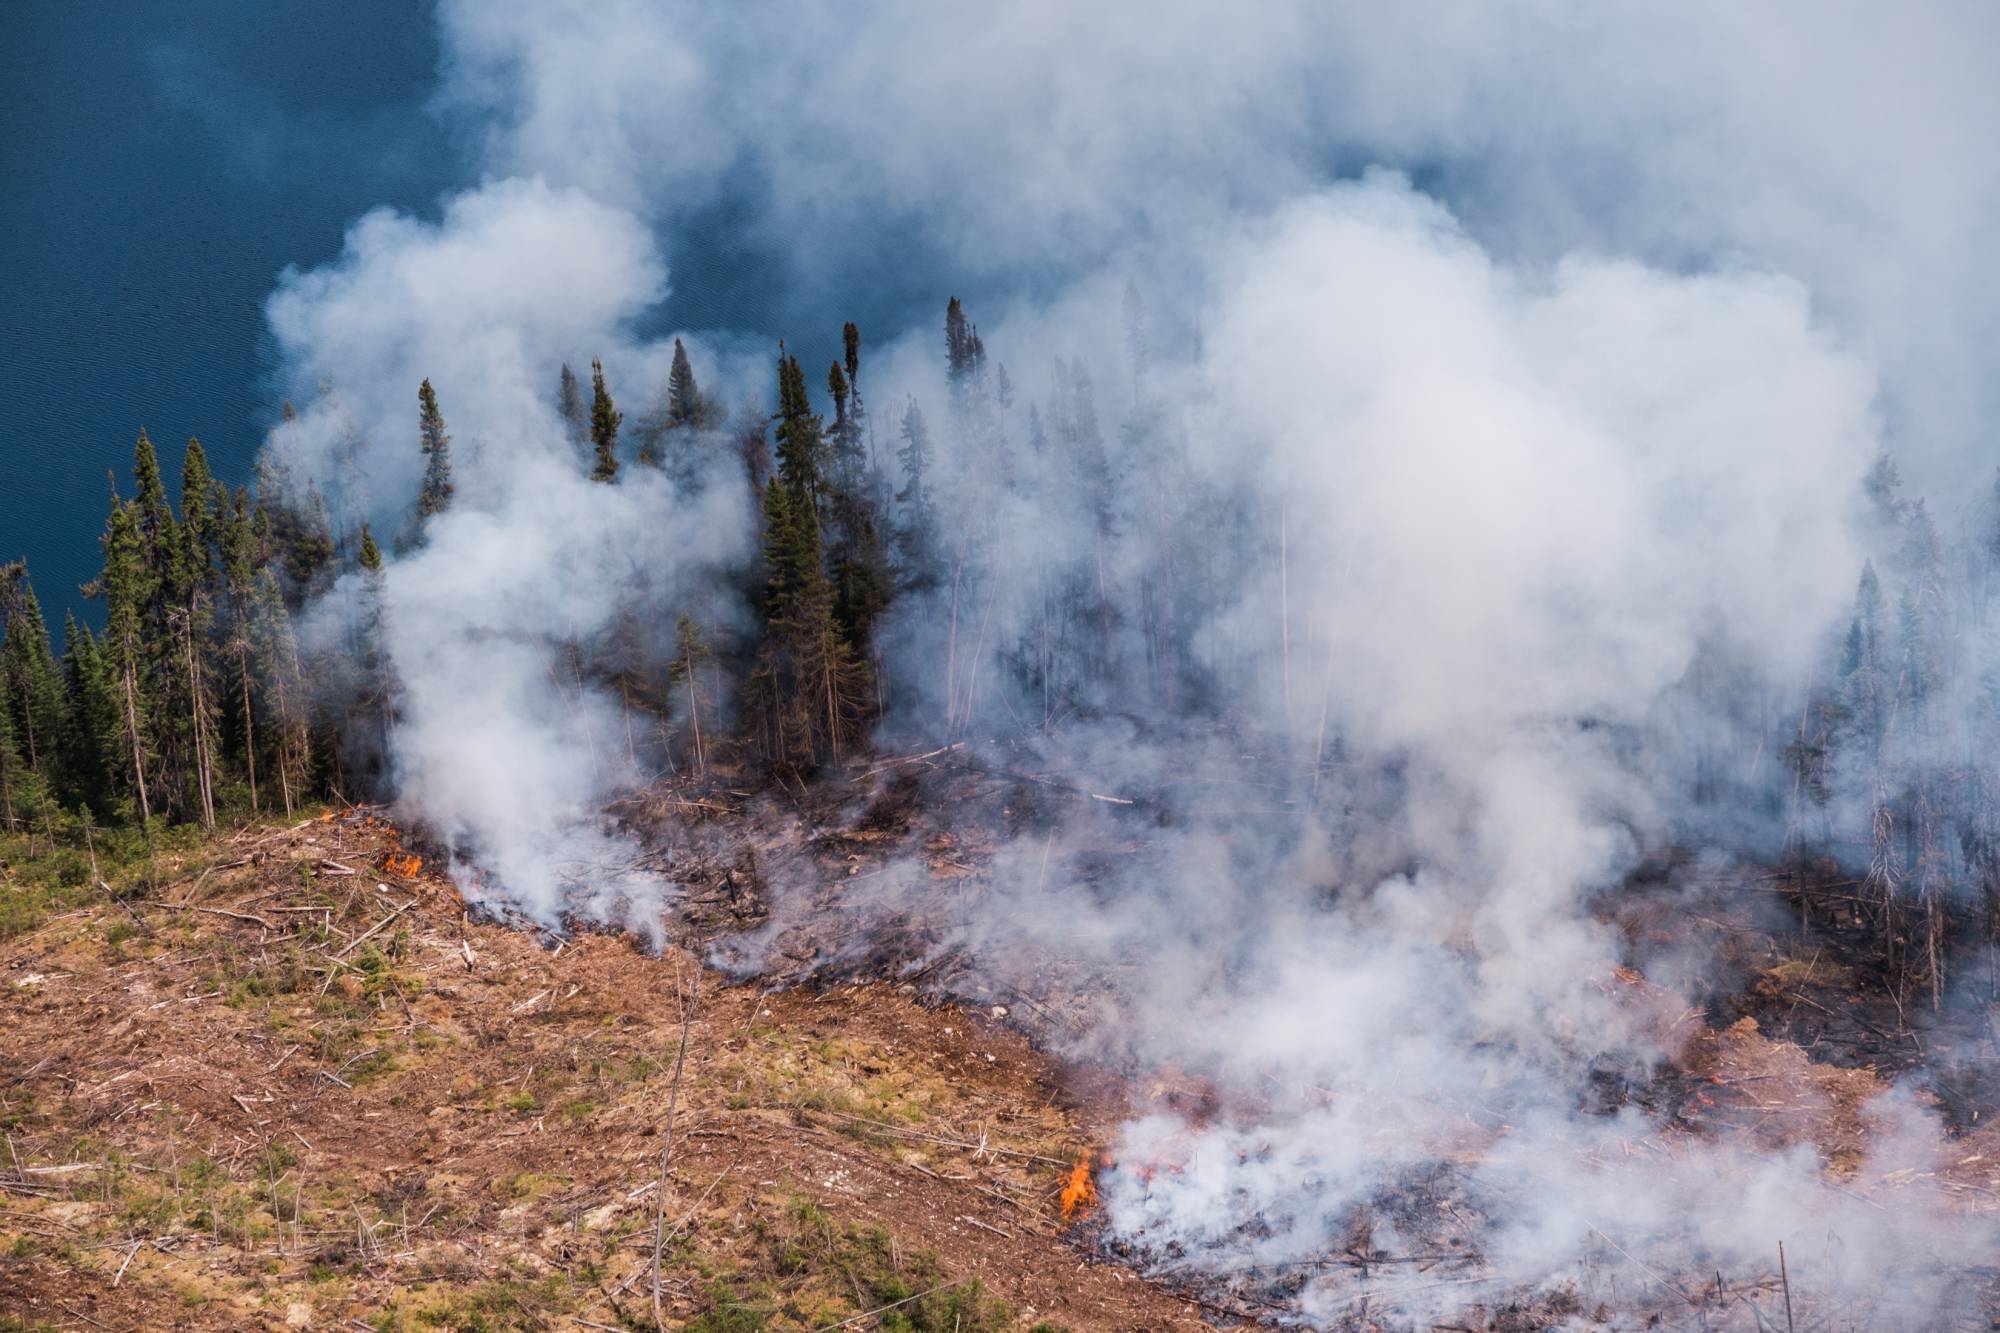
left=772, top=350, right=825, bottom=506
left=255, top=452, right=335, bottom=602
left=215, top=488, right=263, bottom=809
left=1, top=570, right=68, bottom=790
left=827, top=362, right=863, bottom=496
left=590, top=359, right=622, bottom=482
left=98, top=498, right=155, bottom=821
left=61, top=612, right=115, bottom=816
left=558, top=362, right=588, bottom=450
left=893, top=399, right=940, bottom=589
left=944, top=297, right=984, bottom=387
left=753, top=479, right=865, bottom=766
left=176, top=439, right=221, bottom=828
left=0, top=666, right=20, bottom=831
left=666, top=338, right=705, bottom=430
left=249, top=569, right=310, bottom=816
left=637, top=337, right=716, bottom=473
left=417, top=379, right=454, bottom=520
left=833, top=514, right=892, bottom=671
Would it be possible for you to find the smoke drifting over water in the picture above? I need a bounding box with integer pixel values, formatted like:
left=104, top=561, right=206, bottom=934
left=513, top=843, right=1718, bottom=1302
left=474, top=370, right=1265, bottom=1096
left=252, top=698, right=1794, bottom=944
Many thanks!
left=254, top=2, right=2000, bottom=1322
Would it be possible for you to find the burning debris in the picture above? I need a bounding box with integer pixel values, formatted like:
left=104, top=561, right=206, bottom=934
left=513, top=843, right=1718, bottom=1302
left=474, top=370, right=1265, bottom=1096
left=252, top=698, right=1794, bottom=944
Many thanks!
left=1060, top=1152, right=1101, bottom=1223
left=581, top=755, right=2000, bottom=1327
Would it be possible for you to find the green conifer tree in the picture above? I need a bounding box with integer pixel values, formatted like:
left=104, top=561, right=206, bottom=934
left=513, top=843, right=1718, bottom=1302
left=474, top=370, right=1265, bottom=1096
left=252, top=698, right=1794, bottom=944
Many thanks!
left=60, top=612, right=115, bottom=816
left=558, top=362, right=588, bottom=452
left=666, top=338, right=705, bottom=430
left=590, top=359, right=622, bottom=482
left=0, top=665, right=20, bottom=831
left=255, top=453, right=335, bottom=602
left=176, top=439, right=222, bottom=828
left=752, top=479, right=866, bottom=767
left=827, top=362, right=859, bottom=494
left=215, top=488, right=266, bottom=810
left=418, top=379, right=455, bottom=519
left=249, top=570, right=310, bottom=816
left=944, top=297, right=984, bottom=386
left=772, top=351, right=825, bottom=505
left=1, top=570, right=69, bottom=790
left=893, top=399, right=940, bottom=589
left=98, top=499, right=156, bottom=822
left=640, top=337, right=721, bottom=477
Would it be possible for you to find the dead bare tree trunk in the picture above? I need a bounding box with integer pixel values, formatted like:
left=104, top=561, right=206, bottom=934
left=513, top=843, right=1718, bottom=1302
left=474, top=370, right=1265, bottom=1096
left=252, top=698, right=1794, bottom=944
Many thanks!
left=0, top=731, right=15, bottom=831
left=182, top=616, right=216, bottom=832
left=239, top=648, right=258, bottom=814
left=682, top=661, right=705, bottom=778
left=958, top=594, right=993, bottom=734
left=944, top=560, right=963, bottom=735
left=1916, top=778, right=1947, bottom=1008
left=118, top=652, right=151, bottom=824
left=1868, top=780, right=1899, bottom=981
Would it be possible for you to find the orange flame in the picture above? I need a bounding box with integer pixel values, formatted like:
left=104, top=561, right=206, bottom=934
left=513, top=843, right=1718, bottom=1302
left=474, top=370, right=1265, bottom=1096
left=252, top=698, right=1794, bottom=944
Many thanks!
left=384, top=851, right=423, bottom=878
left=1059, top=1152, right=1099, bottom=1221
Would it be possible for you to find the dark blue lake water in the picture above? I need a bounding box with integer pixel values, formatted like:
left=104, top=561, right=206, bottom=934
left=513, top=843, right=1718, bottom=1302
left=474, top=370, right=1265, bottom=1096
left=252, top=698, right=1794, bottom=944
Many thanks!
left=0, top=1, right=455, bottom=628
left=1, top=2, right=1020, bottom=637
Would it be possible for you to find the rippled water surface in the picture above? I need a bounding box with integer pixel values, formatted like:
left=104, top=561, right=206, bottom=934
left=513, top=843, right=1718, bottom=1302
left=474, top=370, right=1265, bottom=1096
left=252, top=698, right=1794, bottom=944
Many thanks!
left=0, top=1, right=451, bottom=625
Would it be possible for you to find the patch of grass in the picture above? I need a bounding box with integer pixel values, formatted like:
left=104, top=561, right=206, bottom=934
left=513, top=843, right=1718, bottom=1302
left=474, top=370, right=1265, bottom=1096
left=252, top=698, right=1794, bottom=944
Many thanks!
left=0, top=1316, right=61, bottom=1333
left=0, top=809, right=317, bottom=940
left=488, top=1171, right=562, bottom=1204
left=402, top=1276, right=572, bottom=1331
left=352, top=942, right=423, bottom=1002
left=222, top=948, right=314, bottom=1007
left=690, top=1189, right=1015, bottom=1333
left=686, top=1282, right=771, bottom=1333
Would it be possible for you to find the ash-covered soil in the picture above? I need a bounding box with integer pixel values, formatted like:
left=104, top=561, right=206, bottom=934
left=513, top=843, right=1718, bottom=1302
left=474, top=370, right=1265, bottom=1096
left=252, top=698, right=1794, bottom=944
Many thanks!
left=615, top=754, right=2000, bottom=1330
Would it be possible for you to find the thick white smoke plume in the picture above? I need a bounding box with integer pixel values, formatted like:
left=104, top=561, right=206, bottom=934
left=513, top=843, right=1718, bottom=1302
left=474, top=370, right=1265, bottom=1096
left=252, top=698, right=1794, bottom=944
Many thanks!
left=435, top=0, right=2000, bottom=476
left=264, top=178, right=751, bottom=925
left=253, top=1, right=2000, bottom=1322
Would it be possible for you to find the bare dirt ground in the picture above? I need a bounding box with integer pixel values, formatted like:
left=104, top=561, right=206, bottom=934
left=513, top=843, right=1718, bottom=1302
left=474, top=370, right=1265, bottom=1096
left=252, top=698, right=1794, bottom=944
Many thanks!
left=9, top=768, right=2000, bottom=1331
left=0, top=809, right=1210, bottom=1332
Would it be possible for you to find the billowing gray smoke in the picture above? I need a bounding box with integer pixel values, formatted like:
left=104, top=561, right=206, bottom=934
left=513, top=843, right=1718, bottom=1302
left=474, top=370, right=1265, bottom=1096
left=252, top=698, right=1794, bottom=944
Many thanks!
left=256, top=1, right=2000, bottom=1322
left=262, top=178, right=754, bottom=926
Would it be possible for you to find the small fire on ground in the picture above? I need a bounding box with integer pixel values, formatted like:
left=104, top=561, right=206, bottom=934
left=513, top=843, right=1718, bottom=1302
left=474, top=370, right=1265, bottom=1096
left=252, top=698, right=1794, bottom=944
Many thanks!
left=1061, top=1152, right=1100, bottom=1221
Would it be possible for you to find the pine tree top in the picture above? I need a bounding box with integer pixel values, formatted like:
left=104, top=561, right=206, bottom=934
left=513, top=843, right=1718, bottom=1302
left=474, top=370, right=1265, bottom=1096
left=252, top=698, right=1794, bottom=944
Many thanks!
left=828, top=362, right=849, bottom=422
left=418, top=378, right=455, bottom=518
left=772, top=352, right=824, bottom=498
left=590, top=359, right=622, bottom=482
